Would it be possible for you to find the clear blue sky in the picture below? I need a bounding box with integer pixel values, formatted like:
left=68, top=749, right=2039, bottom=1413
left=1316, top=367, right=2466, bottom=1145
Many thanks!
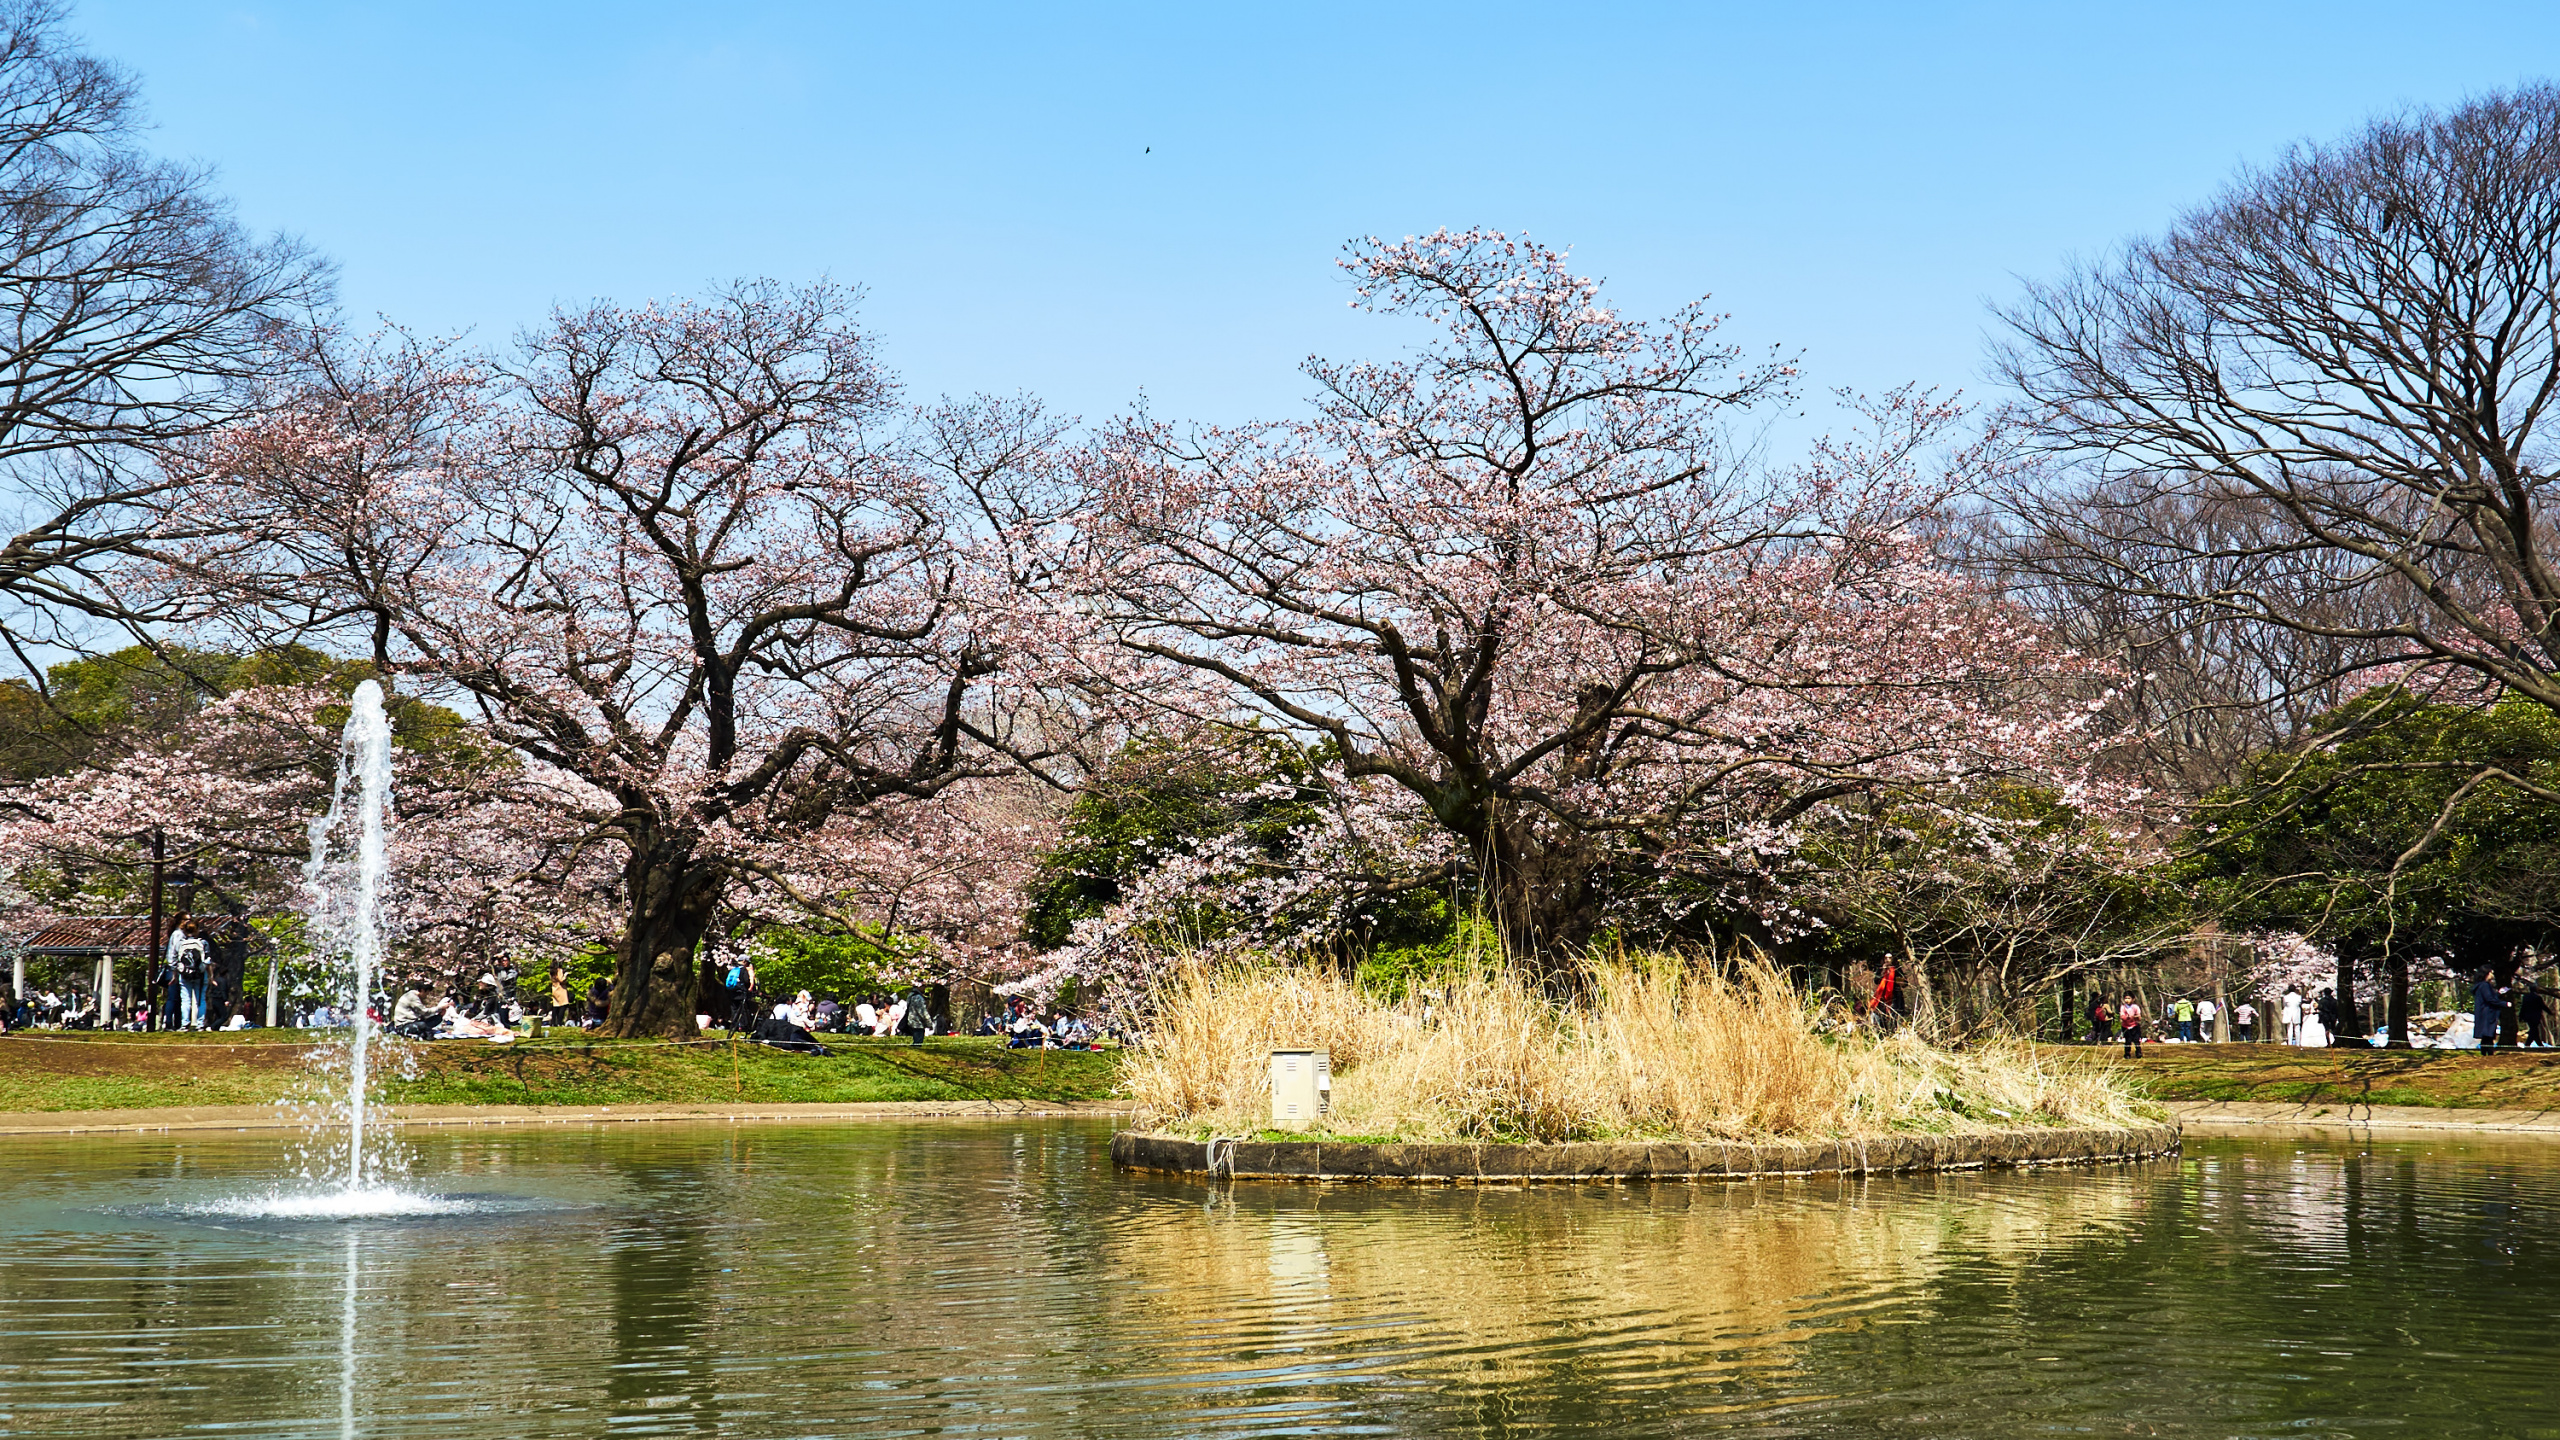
left=76, top=2, right=2560, bottom=432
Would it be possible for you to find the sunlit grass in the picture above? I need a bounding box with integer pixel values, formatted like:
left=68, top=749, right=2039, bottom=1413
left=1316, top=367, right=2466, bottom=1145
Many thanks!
left=1124, top=956, right=2157, bottom=1143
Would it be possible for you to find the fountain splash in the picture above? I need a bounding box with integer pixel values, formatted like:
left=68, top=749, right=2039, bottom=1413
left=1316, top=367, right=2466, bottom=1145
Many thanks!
left=299, top=679, right=400, bottom=1202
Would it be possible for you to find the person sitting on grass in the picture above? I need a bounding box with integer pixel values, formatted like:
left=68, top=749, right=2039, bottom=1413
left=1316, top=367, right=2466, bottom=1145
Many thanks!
left=1006, top=1006, right=1049, bottom=1049
left=813, top=995, right=840, bottom=1032
left=853, top=997, right=878, bottom=1033
left=976, top=1007, right=1007, bottom=1037
left=751, top=1002, right=831, bottom=1055
left=391, top=983, right=437, bottom=1039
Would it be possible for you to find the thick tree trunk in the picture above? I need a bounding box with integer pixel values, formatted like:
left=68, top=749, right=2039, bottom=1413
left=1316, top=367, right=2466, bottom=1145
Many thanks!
left=606, top=842, right=723, bottom=1039
left=2332, top=949, right=2367, bottom=1043
left=1480, top=820, right=1604, bottom=986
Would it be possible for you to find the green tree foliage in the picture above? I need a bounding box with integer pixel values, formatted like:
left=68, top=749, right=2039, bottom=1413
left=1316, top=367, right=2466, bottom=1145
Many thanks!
left=1022, top=730, right=1446, bottom=962
left=2185, top=692, right=2560, bottom=1040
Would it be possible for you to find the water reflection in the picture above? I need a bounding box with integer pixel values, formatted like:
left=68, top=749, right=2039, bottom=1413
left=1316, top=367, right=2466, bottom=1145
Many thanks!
left=1, top=1123, right=2558, bottom=1437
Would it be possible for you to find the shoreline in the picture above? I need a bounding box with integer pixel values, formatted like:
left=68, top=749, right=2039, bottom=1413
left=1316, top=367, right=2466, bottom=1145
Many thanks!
left=2167, top=1099, right=2560, bottom=1135
left=1113, top=1124, right=2182, bottom=1183
left=0, top=1098, right=1134, bottom=1137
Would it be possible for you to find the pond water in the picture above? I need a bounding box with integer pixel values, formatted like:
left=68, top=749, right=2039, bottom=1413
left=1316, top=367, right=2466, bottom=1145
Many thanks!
left=1, top=1119, right=2556, bottom=1438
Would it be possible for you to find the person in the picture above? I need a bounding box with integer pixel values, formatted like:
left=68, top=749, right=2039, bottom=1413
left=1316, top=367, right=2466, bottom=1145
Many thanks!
left=2281, top=986, right=2304, bottom=1046
left=2315, top=988, right=2342, bottom=1045
left=1007, top=1006, right=1050, bottom=1049
left=164, top=915, right=205, bottom=1029
left=715, top=956, right=748, bottom=1027
left=547, top=963, right=569, bottom=1027
left=221, top=1001, right=253, bottom=1031
left=874, top=996, right=903, bottom=1038
left=585, top=977, right=610, bottom=1027
left=751, top=1001, right=830, bottom=1055
left=788, top=990, right=814, bottom=1030
left=2473, top=971, right=2509, bottom=1051
left=898, top=983, right=935, bottom=1047
left=2118, top=992, right=2145, bottom=1059
left=812, top=995, right=841, bottom=1032
left=2172, top=994, right=2196, bottom=1043
left=976, top=1006, right=1007, bottom=1037
left=2086, top=993, right=2114, bottom=1045
left=391, top=984, right=437, bottom=1039
left=2522, top=982, right=2551, bottom=1048
left=2196, top=996, right=2218, bottom=1043
left=2234, top=1000, right=2257, bottom=1044
left=853, top=998, right=878, bottom=1034
left=1868, top=960, right=1902, bottom=1035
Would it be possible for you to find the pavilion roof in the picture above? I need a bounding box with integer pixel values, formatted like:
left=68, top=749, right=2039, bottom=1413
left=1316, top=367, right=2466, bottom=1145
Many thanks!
left=4, top=914, right=273, bottom=957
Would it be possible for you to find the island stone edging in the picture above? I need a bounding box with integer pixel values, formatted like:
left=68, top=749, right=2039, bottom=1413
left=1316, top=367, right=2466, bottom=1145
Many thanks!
left=1111, top=1122, right=2181, bottom=1182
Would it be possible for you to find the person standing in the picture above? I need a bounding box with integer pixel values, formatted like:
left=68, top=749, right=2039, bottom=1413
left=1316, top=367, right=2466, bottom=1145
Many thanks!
left=2281, top=987, right=2304, bottom=1046
left=2118, top=994, right=2145, bottom=1059
left=2473, top=971, right=2509, bottom=1051
left=2196, top=996, right=2218, bottom=1043
left=898, top=983, right=935, bottom=1048
left=1869, top=961, right=1902, bottom=1036
left=2521, top=982, right=2551, bottom=1048
left=2234, top=1000, right=2257, bottom=1043
left=166, top=916, right=208, bottom=1030
left=547, top=962, right=569, bottom=1027
left=2172, top=994, right=2196, bottom=1043
left=2087, top=993, right=2114, bottom=1045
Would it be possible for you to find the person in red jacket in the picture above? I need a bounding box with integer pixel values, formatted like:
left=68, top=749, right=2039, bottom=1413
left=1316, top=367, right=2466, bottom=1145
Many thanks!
left=1870, top=961, right=1902, bottom=1035
left=2118, top=993, right=2145, bottom=1059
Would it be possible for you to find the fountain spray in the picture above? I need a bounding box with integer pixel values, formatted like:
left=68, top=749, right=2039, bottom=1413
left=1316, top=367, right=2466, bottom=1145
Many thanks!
left=303, top=679, right=395, bottom=1192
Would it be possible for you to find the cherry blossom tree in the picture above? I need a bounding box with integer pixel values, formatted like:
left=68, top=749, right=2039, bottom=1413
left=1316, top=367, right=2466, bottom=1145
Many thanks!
left=194, top=284, right=1059, bottom=1035
left=0, top=676, right=611, bottom=974
left=1045, top=231, right=2111, bottom=977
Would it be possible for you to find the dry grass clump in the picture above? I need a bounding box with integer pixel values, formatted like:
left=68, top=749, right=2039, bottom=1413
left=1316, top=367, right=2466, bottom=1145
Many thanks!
left=1121, top=957, right=2154, bottom=1143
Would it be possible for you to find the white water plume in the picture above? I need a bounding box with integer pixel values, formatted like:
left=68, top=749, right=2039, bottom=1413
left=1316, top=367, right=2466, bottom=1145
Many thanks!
left=301, top=679, right=398, bottom=1194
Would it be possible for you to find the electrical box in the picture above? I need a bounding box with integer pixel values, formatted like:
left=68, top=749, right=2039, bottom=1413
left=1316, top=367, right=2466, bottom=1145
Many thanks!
left=1270, top=1049, right=1330, bottom=1130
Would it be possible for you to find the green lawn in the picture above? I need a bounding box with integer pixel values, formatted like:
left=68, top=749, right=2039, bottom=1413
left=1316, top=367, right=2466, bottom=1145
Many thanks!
left=2061, top=1042, right=2560, bottom=1110
left=0, top=1030, right=1122, bottom=1112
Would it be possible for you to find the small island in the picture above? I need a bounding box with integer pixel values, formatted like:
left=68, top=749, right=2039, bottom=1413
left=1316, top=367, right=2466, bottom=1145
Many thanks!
left=1112, top=958, right=2178, bottom=1183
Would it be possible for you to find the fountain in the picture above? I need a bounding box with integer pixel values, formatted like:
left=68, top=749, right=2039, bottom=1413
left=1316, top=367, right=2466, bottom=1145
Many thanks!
left=181, top=679, right=471, bottom=1220
left=303, top=678, right=395, bottom=1194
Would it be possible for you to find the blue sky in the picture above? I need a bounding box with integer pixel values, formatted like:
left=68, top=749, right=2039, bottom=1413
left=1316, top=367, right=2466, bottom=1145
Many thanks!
left=77, top=2, right=2560, bottom=434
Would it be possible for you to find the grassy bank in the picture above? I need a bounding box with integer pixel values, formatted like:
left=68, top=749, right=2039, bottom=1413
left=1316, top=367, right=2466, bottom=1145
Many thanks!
left=1127, top=960, right=2156, bottom=1143
left=2076, top=1042, right=2560, bottom=1111
left=0, top=1031, right=1122, bottom=1113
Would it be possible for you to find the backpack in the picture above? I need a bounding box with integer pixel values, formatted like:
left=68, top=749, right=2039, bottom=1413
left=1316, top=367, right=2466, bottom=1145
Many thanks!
left=176, top=940, right=207, bottom=980
left=724, top=964, right=744, bottom=990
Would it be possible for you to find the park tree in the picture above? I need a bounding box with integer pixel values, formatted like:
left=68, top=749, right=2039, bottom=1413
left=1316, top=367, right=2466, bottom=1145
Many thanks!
left=0, top=649, right=613, bottom=979
left=1047, top=230, right=2110, bottom=980
left=2184, top=693, right=2560, bottom=1045
left=192, top=285, right=1058, bottom=1035
left=1794, top=788, right=2184, bottom=1039
left=1999, top=85, right=2560, bottom=767
left=0, top=2, right=324, bottom=669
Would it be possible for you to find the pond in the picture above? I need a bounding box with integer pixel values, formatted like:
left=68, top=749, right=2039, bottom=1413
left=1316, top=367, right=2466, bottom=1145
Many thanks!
left=1, top=1119, right=2554, bottom=1437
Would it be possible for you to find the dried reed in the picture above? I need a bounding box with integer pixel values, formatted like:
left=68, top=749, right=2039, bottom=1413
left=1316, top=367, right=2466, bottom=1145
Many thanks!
left=1120, top=956, right=2154, bottom=1142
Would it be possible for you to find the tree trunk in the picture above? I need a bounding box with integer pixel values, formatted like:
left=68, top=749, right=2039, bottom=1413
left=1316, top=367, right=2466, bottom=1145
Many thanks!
left=606, top=841, right=722, bottom=1039
left=1481, top=820, right=1603, bottom=986
left=2332, top=949, right=2366, bottom=1043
